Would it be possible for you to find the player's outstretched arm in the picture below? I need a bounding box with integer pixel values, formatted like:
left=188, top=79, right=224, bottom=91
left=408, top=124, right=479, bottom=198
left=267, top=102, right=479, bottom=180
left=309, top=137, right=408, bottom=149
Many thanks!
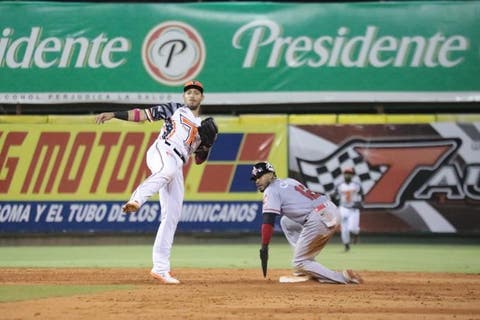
left=96, top=109, right=147, bottom=124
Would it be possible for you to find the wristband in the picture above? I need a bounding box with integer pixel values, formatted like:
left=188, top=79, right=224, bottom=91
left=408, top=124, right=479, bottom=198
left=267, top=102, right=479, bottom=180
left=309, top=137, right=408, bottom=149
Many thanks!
left=113, top=111, right=128, bottom=120
left=132, top=108, right=141, bottom=122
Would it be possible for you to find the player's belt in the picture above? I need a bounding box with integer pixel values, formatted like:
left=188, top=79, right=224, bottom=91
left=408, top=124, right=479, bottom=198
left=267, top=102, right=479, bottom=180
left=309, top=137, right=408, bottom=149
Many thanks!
left=164, top=140, right=186, bottom=163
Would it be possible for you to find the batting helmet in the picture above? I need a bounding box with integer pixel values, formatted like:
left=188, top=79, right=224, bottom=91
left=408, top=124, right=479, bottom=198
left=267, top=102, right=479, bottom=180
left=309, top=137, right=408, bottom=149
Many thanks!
left=251, top=162, right=276, bottom=181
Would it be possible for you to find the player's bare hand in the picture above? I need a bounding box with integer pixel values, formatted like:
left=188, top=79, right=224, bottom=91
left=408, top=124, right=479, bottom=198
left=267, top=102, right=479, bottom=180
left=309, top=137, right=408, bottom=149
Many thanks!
left=95, top=112, right=114, bottom=124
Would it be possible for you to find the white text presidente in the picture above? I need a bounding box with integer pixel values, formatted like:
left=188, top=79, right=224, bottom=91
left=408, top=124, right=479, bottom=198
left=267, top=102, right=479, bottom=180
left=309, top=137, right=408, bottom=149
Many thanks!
left=232, top=20, right=469, bottom=68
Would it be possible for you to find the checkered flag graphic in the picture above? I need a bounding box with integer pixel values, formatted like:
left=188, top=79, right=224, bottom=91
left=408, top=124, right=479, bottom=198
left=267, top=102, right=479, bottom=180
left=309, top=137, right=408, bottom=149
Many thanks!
left=297, top=142, right=388, bottom=196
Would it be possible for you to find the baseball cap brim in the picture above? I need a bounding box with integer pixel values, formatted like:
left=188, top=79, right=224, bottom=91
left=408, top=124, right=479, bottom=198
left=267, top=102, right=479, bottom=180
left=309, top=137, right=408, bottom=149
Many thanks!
left=250, top=172, right=266, bottom=181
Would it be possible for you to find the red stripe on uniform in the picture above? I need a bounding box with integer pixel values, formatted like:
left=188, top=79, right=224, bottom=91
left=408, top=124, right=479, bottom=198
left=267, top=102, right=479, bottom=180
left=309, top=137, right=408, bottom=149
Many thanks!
left=262, top=207, right=281, bottom=214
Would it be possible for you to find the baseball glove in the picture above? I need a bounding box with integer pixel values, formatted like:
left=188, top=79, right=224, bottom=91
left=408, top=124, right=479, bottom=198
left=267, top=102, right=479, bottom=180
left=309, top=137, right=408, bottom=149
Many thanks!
left=198, top=117, right=218, bottom=148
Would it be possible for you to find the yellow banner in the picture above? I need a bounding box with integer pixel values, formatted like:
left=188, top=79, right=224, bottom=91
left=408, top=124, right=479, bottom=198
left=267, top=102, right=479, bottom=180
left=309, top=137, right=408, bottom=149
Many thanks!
left=0, top=115, right=287, bottom=201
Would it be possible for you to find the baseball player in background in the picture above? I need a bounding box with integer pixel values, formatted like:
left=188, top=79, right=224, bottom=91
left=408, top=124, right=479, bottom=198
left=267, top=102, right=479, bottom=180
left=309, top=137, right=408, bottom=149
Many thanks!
left=96, top=80, right=218, bottom=284
left=252, top=162, right=363, bottom=284
left=331, top=168, right=364, bottom=252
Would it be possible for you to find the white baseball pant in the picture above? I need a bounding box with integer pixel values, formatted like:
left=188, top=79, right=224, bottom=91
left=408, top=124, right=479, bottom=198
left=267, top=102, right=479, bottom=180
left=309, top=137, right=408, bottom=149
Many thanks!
left=340, top=206, right=360, bottom=245
left=129, top=140, right=184, bottom=274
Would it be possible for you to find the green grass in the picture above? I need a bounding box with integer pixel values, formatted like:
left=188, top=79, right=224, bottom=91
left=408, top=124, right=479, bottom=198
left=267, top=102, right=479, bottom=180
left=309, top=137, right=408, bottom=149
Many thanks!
left=0, top=242, right=479, bottom=273
left=0, top=285, right=132, bottom=302
left=1, top=242, right=478, bottom=303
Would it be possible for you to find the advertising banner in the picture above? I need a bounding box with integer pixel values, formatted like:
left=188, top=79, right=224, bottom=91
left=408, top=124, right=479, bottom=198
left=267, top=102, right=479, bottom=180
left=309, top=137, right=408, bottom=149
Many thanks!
left=289, top=122, right=480, bottom=234
left=0, top=1, right=479, bottom=105
left=0, top=115, right=287, bottom=233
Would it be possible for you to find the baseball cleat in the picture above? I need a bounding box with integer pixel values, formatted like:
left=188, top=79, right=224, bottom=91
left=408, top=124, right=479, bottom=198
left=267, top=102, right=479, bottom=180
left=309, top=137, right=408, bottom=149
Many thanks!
left=150, top=271, right=180, bottom=284
left=122, top=201, right=140, bottom=213
left=342, top=269, right=364, bottom=284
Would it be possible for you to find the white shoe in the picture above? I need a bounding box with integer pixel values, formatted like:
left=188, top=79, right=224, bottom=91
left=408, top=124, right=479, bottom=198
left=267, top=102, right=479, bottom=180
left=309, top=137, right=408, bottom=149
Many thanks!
left=150, top=271, right=180, bottom=284
left=342, top=269, right=363, bottom=284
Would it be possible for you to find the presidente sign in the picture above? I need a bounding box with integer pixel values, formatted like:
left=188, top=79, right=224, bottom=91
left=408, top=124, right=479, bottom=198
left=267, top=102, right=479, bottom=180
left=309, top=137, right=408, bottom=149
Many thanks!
left=0, top=1, right=479, bottom=104
left=233, top=23, right=467, bottom=69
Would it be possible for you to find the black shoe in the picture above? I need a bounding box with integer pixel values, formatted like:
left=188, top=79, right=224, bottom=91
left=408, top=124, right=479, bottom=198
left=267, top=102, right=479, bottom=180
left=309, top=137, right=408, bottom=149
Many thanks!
left=344, top=244, right=350, bottom=252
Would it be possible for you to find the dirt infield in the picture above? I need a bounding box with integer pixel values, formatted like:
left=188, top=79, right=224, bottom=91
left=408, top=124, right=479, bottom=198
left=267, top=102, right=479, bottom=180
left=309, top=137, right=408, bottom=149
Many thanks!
left=1, top=268, right=479, bottom=320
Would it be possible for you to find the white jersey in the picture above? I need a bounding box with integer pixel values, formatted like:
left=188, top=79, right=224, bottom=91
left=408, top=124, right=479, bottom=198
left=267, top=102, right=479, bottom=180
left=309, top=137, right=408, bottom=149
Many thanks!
left=336, top=181, right=362, bottom=208
left=262, top=178, right=330, bottom=225
left=145, top=102, right=202, bottom=160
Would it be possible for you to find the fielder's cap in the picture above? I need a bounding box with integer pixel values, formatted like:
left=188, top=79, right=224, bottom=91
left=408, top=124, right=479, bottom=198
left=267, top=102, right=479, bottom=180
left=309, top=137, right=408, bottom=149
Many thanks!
left=251, top=162, right=275, bottom=180
left=343, top=167, right=355, bottom=174
left=184, top=80, right=204, bottom=94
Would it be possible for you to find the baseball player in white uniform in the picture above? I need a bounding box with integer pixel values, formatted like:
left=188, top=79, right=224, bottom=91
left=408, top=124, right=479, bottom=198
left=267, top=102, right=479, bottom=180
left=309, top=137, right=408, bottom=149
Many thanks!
left=332, top=167, right=363, bottom=252
left=252, top=162, right=363, bottom=284
left=96, top=80, right=218, bottom=284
